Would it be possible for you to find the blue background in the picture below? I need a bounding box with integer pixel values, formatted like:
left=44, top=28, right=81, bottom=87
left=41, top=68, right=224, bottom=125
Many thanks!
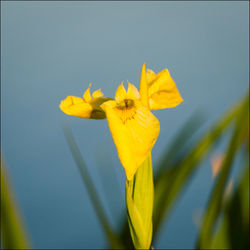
left=1, top=1, right=249, bottom=249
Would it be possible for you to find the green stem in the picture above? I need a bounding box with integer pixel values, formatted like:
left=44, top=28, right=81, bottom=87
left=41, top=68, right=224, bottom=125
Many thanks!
left=126, top=154, right=154, bottom=249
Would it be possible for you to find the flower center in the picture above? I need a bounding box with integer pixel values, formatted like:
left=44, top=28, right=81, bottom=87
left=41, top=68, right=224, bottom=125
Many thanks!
left=116, top=99, right=136, bottom=124
left=116, top=99, right=134, bottom=109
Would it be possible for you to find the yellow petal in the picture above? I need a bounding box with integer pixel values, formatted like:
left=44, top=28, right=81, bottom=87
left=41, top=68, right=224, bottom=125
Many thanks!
left=139, top=63, right=149, bottom=108
left=149, top=91, right=183, bottom=109
left=147, top=69, right=183, bottom=110
left=127, top=82, right=140, bottom=100
left=115, top=82, right=127, bottom=102
left=83, top=83, right=92, bottom=102
left=101, top=100, right=160, bottom=180
left=146, top=69, right=156, bottom=83
left=59, top=96, right=93, bottom=118
left=92, top=89, right=104, bottom=98
left=100, top=99, right=117, bottom=107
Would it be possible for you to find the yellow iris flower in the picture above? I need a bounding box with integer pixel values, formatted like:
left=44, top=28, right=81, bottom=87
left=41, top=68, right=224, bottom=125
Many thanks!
left=60, top=64, right=183, bottom=180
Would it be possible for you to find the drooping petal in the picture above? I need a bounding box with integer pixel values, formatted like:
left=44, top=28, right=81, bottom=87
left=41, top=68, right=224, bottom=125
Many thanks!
left=147, top=69, right=183, bottom=110
left=59, top=96, right=93, bottom=118
left=101, top=100, right=160, bottom=180
left=83, top=83, right=92, bottom=102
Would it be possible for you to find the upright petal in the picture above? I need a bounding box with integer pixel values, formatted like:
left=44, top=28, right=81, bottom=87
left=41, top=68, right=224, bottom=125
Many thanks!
left=146, top=69, right=156, bottom=84
left=147, top=69, right=183, bottom=110
left=127, top=82, right=140, bottom=100
left=92, top=89, right=104, bottom=98
left=115, top=82, right=127, bottom=102
left=83, top=83, right=92, bottom=102
left=139, top=63, right=149, bottom=108
left=101, top=100, right=160, bottom=180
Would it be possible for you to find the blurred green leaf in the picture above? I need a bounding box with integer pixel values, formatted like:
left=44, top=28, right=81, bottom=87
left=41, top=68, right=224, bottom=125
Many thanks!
left=62, top=121, right=124, bottom=249
left=152, top=95, right=249, bottom=243
left=211, top=160, right=249, bottom=250
left=196, top=96, right=249, bottom=249
left=156, top=111, right=205, bottom=176
left=1, top=159, right=32, bottom=249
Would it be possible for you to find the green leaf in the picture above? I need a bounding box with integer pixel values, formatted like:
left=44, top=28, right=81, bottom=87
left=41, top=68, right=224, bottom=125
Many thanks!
left=62, top=121, right=124, bottom=249
left=211, top=161, right=249, bottom=250
left=1, top=159, right=32, bottom=249
left=155, top=111, right=205, bottom=177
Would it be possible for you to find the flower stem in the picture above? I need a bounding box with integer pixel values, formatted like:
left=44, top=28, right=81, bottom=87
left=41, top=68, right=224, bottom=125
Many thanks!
left=126, top=154, right=154, bottom=249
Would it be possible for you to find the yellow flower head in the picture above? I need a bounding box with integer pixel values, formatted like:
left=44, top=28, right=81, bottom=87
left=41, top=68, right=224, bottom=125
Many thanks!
left=59, top=64, right=183, bottom=180
left=59, top=84, right=111, bottom=119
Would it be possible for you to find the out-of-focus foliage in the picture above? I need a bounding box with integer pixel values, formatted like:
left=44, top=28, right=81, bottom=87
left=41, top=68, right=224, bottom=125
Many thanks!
left=196, top=96, right=249, bottom=249
left=1, top=160, right=31, bottom=249
left=210, top=164, right=249, bottom=249
left=1, top=94, right=249, bottom=249
left=62, top=123, right=123, bottom=249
